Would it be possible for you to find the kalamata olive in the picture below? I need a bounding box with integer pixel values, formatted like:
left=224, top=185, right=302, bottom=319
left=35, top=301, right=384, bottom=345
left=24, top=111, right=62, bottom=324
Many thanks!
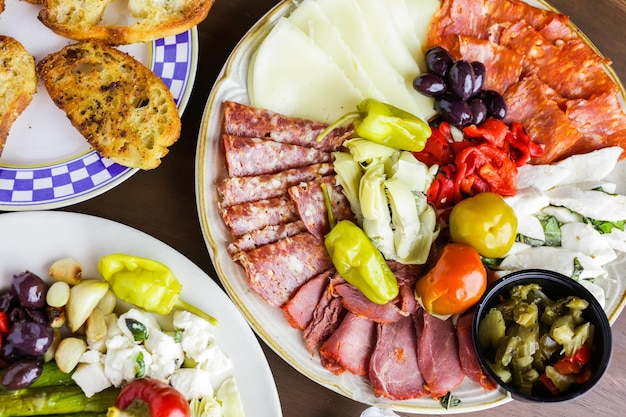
left=8, top=306, right=28, bottom=325
left=482, top=90, right=507, bottom=119
left=25, top=308, right=48, bottom=325
left=435, top=94, right=473, bottom=127
left=1, top=358, right=43, bottom=389
left=6, top=321, right=54, bottom=356
left=413, top=73, right=446, bottom=97
left=469, top=98, right=488, bottom=125
left=425, top=46, right=454, bottom=77
left=447, top=60, right=476, bottom=100
left=1, top=341, right=27, bottom=362
left=12, top=271, right=47, bottom=308
left=471, top=62, right=486, bottom=95
left=0, top=290, right=15, bottom=312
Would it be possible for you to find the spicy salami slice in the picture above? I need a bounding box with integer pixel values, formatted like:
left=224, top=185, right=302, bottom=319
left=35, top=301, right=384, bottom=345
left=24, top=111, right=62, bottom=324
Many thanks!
left=227, top=220, right=308, bottom=256
left=319, top=312, right=377, bottom=376
left=233, top=232, right=333, bottom=307
left=288, top=176, right=354, bottom=238
left=368, top=314, right=428, bottom=400
left=217, top=162, right=334, bottom=207
left=223, top=101, right=352, bottom=152
left=223, top=134, right=332, bottom=177
left=220, top=195, right=299, bottom=237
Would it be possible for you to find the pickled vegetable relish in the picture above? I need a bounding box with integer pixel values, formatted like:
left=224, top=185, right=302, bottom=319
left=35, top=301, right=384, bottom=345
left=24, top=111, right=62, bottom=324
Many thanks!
left=477, top=283, right=594, bottom=396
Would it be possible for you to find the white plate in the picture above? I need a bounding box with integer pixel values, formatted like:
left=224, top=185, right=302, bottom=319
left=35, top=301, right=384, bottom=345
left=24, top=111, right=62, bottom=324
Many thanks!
left=0, top=211, right=282, bottom=417
left=0, top=1, right=197, bottom=210
left=195, top=0, right=626, bottom=414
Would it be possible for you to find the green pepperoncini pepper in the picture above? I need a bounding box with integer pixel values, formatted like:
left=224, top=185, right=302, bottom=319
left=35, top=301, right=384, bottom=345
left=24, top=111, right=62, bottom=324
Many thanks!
left=317, top=98, right=431, bottom=152
left=98, top=254, right=218, bottom=325
left=324, top=220, right=399, bottom=305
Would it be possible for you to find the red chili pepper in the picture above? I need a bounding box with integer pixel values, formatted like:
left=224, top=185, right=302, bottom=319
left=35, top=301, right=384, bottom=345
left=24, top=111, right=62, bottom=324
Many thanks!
left=539, top=372, right=561, bottom=395
left=0, top=312, right=9, bottom=333
left=111, top=378, right=190, bottom=417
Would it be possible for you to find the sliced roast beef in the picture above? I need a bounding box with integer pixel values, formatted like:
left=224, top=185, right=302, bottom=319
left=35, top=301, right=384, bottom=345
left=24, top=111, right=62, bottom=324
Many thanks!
left=456, top=310, right=497, bottom=390
left=282, top=269, right=334, bottom=330
left=319, top=312, right=377, bottom=375
left=417, top=311, right=465, bottom=400
left=303, top=273, right=346, bottom=354
left=334, top=283, right=403, bottom=323
left=369, top=314, right=428, bottom=400
left=234, top=232, right=333, bottom=307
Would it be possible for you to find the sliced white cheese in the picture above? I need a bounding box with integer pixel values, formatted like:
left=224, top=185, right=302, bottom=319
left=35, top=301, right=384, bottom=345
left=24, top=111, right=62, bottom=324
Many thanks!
left=287, top=0, right=385, bottom=101
left=560, top=222, right=617, bottom=266
left=546, top=186, right=626, bottom=221
left=503, top=186, right=550, bottom=216
left=516, top=214, right=545, bottom=241
left=578, top=279, right=606, bottom=309
left=249, top=17, right=364, bottom=122
left=404, top=0, right=440, bottom=50
left=385, top=0, right=425, bottom=70
left=605, top=228, right=626, bottom=252
left=498, top=246, right=604, bottom=280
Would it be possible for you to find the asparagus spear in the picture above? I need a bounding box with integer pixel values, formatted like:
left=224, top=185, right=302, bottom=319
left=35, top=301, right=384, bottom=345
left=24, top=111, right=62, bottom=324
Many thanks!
left=0, top=361, right=74, bottom=391
left=0, top=385, right=119, bottom=416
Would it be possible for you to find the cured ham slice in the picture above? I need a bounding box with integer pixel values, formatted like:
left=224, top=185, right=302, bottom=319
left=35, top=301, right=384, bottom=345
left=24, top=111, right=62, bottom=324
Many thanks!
left=369, top=314, right=428, bottom=400
left=334, top=282, right=403, bottom=324
left=417, top=311, right=465, bottom=400
left=217, top=162, right=334, bottom=207
left=504, top=75, right=582, bottom=164
left=281, top=269, right=334, bottom=330
left=303, top=273, right=346, bottom=354
left=319, top=312, right=377, bottom=376
left=234, top=232, right=333, bottom=307
left=223, top=134, right=332, bottom=177
left=223, top=100, right=352, bottom=152
left=220, top=195, right=299, bottom=237
left=456, top=310, right=497, bottom=390
left=227, top=221, right=307, bottom=256
left=288, top=176, right=354, bottom=238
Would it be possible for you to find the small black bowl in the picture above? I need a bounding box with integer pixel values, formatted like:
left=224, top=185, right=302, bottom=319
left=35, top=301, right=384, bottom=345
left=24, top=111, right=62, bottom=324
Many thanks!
left=472, top=269, right=612, bottom=402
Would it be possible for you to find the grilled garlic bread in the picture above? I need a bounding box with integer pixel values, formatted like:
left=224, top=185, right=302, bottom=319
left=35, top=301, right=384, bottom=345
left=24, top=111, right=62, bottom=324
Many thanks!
left=37, top=40, right=181, bottom=170
left=0, top=36, right=37, bottom=157
left=38, top=0, right=214, bottom=44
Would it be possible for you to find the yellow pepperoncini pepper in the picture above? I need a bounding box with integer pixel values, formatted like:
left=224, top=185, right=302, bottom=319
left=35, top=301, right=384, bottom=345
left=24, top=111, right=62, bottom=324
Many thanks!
left=98, top=254, right=218, bottom=325
left=317, top=98, right=431, bottom=152
left=324, top=220, right=399, bottom=305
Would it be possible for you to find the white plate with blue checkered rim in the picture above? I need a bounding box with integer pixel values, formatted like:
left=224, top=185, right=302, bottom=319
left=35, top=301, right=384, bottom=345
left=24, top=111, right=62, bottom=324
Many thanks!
left=0, top=2, right=198, bottom=210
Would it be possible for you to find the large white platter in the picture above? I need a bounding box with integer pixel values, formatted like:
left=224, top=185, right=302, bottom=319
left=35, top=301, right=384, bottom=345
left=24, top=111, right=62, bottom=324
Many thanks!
left=0, top=1, right=197, bottom=210
left=195, top=0, right=626, bottom=414
left=0, top=211, right=282, bottom=417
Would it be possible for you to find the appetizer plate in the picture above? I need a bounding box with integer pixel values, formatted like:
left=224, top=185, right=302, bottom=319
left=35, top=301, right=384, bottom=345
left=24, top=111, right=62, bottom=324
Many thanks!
left=195, top=0, right=626, bottom=414
left=0, top=211, right=282, bottom=417
left=0, top=1, right=197, bottom=210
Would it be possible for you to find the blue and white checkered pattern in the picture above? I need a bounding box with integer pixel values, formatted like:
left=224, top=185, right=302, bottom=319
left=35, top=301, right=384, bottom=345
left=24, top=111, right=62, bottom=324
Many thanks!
left=0, top=30, right=196, bottom=210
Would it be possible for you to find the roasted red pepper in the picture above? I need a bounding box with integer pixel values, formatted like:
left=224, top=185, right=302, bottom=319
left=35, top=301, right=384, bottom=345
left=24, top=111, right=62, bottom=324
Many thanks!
left=0, top=312, right=8, bottom=333
left=109, top=378, right=190, bottom=417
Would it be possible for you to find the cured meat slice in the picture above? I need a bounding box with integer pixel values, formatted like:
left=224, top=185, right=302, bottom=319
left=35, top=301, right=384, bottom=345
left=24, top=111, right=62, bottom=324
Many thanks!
left=334, top=283, right=403, bottom=324
left=303, top=272, right=346, bottom=353
left=220, top=195, right=299, bottom=237
left=319, top=312, right=377, bottom=376
left=456, top=310, right=497, bottom=390
left=223, top=134, right=332, bottom=177
left=369, top=314, right=428, bottom=400
left=217, top=162, right=334, bottom=207
left=447, top=35, right=523, bottom=94
left=223, top=101, right=352, bottom=152
left=281, top=268, right=334, bottom=330
left=417, top=311, right=465, bottom=400
left=227, top=220, right=308, bottom=256
left=503, top=75, right=582, bottom=164
left=288, top=176, right=354, bottom=238
left=234, top=232, right=333, bottom=307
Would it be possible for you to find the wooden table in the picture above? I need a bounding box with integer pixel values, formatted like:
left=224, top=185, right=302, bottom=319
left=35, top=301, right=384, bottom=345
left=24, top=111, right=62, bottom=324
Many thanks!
left=54, top=0, right=626, bottom=416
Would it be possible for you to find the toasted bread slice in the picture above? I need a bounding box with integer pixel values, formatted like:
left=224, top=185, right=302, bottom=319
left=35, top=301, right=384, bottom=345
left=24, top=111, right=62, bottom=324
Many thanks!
left=38, top=0, right=214, bottom=44
left=37, top=40, right=181, bottom=170
left=0, top=36, right=37, bottom=157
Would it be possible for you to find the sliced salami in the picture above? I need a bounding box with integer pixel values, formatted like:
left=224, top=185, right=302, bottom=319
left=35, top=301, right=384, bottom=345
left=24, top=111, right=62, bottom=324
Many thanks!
left=223, top=101, right=352, bottom=152
left=220, top=195, right=299, bottom=237
left=227, top=220, right=308, bottom=256
left=281, top=268, right=334, bottom=330
left=217, top=162, right=334, bottom=207
left=369, top=314, right=428, bottom=400
left=288, top=176, right=354, bottom=238
left=233, top=232, right=333, bottom=307
left=319, top=312, right=377, bottom=376
left=223, top=134, right=332, bottom=177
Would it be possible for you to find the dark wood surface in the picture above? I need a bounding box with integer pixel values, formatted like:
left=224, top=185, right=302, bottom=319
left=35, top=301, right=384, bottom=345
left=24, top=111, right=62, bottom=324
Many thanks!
left=52, top=0, right=626, bottom=416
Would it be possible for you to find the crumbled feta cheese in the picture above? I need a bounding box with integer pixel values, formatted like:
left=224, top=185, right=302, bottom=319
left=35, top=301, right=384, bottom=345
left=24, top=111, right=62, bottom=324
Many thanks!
left=145, top=330, right=184, bottom=380
left=79, top=349, right=104, bottom=364
left=72, top=362, right=112, bottom=397
left=104, top=335, right=152, bottom=387
left=173, top=311, right=216, bottom=362
left=169, top=367, right=215, bottom=400
left=118, top=308, right=161, bottom=343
